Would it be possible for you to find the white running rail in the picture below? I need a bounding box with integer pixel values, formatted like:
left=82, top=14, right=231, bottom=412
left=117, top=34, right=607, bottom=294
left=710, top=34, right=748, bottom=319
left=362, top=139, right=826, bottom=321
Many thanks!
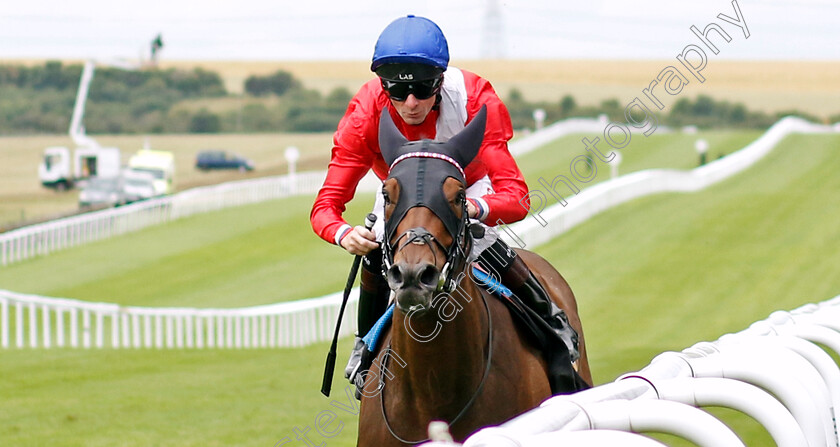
left=423, top=293, right=840, bottom=447
left=0, top=288, right=358, bottom=349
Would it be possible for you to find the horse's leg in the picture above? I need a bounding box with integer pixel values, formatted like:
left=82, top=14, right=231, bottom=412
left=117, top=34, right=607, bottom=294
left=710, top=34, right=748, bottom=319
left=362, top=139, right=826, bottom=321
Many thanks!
left=515, top=249, right=593, bottom=386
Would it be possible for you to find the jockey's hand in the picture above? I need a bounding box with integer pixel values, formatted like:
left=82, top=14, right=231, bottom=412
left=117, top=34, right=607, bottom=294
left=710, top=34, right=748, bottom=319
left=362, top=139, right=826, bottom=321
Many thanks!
left=466, top=199, right=478, bottom=219
left=340, top=225, right=379, bottom=256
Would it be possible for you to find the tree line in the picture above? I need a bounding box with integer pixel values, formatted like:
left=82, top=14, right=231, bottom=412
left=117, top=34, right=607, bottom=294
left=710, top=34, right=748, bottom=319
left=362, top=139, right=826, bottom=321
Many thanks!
left=0, top=61, right=833, bottom=136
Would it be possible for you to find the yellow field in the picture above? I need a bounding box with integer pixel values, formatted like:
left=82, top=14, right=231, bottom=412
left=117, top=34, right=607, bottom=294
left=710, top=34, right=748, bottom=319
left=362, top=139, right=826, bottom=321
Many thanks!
left=159, top=59, right=840, bottom=117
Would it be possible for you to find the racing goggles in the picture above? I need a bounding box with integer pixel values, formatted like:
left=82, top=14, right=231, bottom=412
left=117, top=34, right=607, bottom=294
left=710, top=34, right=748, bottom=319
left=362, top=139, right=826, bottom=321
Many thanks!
left=380, top=76, right=443, bottom=102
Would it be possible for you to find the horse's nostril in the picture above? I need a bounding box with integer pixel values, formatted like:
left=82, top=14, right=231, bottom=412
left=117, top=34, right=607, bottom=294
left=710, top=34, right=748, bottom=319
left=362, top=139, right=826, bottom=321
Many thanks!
left=419, top=264, right=439, bottom=288
left=387, top=265, right=404, bottom=287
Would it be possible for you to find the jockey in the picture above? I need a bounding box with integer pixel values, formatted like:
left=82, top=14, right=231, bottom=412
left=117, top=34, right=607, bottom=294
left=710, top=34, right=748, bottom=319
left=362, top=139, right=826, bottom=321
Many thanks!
left=310, top=15, right=579, bottom=390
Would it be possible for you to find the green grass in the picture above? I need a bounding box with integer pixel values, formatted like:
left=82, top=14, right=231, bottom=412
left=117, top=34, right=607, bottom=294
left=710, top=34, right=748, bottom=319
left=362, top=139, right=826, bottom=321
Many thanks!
left=0, top=339, right=360, bottom=447
left=516, top=129, right=762, bottom=192
left=1, top=132, right=839, bottom=446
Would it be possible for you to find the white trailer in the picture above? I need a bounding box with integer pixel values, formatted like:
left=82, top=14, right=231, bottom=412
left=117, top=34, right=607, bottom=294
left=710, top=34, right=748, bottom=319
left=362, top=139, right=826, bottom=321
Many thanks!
left=38, top=146, right=122, bottom=190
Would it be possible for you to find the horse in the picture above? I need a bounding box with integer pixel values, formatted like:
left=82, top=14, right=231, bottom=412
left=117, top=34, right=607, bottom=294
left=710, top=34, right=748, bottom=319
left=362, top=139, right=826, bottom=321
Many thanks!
left=356, top=106, right=592, bottom=446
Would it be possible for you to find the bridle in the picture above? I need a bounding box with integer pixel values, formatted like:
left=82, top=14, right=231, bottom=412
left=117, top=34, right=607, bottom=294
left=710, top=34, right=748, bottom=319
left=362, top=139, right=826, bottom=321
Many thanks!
left=376, top=152, right=493, bottom=443
left=381, top=152, right=473, bottom=294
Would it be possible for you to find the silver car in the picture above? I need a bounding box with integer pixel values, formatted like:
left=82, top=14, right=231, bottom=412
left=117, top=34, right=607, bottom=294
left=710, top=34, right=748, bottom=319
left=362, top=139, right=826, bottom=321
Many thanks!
left=78, top=176, right=126, bottom=209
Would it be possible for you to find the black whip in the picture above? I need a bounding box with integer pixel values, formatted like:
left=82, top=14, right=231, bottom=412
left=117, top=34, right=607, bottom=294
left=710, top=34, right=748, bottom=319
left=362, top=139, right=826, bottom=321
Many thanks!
left=321, top=213, right=377, bottom=397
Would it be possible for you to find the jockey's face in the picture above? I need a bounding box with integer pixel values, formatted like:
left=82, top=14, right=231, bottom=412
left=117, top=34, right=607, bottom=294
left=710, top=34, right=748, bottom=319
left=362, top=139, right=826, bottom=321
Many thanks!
left=390, top=94, right=436, bottom=125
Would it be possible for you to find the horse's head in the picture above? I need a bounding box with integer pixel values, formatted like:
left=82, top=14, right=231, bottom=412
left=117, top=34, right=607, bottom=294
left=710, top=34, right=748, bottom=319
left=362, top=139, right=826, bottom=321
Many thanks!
left=378, top=106, right=486, bottom=314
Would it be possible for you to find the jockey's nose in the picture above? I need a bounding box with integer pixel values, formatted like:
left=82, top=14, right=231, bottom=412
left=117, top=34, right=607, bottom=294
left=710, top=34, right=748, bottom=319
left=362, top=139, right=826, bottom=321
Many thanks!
left=387, top=262, right=440, bottom=292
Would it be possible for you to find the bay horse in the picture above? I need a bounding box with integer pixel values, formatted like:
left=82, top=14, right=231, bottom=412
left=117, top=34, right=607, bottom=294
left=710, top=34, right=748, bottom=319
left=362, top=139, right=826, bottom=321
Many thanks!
left=356, top=106, right=592, bottom=445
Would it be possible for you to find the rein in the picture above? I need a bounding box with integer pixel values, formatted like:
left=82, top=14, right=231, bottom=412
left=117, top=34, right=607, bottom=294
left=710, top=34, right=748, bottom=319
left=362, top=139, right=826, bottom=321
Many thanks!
left=378, top=281, right=494, bottom=444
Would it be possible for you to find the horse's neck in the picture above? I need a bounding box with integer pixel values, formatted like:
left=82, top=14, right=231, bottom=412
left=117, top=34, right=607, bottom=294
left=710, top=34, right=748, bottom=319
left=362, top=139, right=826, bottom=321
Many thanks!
left=389, top=280, right=488, bottom=413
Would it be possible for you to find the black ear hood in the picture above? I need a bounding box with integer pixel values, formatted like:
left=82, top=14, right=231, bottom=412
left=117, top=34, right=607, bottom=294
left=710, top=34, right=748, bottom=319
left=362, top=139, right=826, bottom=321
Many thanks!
left=379, top=108, right=410, bottom=166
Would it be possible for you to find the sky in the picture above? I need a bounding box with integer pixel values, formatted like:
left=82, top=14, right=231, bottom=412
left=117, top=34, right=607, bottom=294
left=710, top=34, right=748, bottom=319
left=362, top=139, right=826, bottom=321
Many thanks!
left=1, top=0, right=839, bottom=62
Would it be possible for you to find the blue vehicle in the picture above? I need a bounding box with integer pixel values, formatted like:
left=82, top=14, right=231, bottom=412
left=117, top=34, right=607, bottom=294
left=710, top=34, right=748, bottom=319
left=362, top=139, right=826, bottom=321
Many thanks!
left=195, top=150, right=254, bottom=172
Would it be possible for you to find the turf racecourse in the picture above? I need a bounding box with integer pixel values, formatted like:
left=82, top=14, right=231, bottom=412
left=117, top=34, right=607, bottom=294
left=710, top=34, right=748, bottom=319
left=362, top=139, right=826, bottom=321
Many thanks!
left=1, top=132, right=839, bottom=446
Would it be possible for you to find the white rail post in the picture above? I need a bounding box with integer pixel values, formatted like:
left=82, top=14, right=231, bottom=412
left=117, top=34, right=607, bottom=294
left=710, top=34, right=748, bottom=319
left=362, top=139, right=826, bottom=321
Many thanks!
left=15, top=301, right=23, bottom=348
left=175, top=315, right=184, bottom=348
left=215, top=315, right=224, bottom=348
left=195, top=315, right=204, bottom=349
left=41, top=304, right=51, bottom=348
left=95, top=312, right=105, bottom=348
left=279, top=314, right=288, bottom=347
left=82, top=309, right=91, bottom=349
left=185, top=315, right=194, bottom=348
left=131, top=314, right=141, bottom=348
left=206, top=315, right=215, bottom=348
left=120, top=313, right=130, bottom=348
left=143, top=314, right=152, bottom=348
left=70, top=308, right=78, bottom=348
left=225, top=315, right=234, bottom=348
left=268, top=314, right=276, bottom=348
left=28, top=302, right=38, bottom=348
left=155, top=315, right=164, bottom=348
left=234, top=316, right=242, bottom=348
left=242, top=316, right=251, bottom=349
left=111, top=312, right=120, bottom=348
left=56, top=308, right=64, bottom=347
left=260, top=315, right=268, bottom=348
left=0, top=297, right=8, bottom=348
left=165, top=316, right=175, bottom=348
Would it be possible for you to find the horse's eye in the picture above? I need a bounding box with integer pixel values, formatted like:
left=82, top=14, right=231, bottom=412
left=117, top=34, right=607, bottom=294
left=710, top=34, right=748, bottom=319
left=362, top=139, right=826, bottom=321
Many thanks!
left=456, top=190, right=466, bottom=205
left=382, top=188, right=391, bottom=205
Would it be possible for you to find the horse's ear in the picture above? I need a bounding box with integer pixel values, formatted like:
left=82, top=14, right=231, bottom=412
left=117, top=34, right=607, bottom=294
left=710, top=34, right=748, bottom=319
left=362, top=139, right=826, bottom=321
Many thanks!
left=379, top=107, right=409, bottom=166
left=444, top=105, right=486, bottom=169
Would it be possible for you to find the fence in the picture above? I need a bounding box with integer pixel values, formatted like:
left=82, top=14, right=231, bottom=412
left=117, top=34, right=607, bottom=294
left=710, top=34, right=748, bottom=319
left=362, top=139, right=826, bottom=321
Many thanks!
left=0, top=288, right=358, bottom=349
left=1, top=116, right=836, bottom=350
left=421, top=293, right=840, bottom=447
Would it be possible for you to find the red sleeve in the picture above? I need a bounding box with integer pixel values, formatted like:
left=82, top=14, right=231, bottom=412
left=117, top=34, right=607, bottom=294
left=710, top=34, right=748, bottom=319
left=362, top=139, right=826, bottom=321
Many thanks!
left=310, top=80, right=386, bottom=244
left=463, top=71, right=530, bottom=225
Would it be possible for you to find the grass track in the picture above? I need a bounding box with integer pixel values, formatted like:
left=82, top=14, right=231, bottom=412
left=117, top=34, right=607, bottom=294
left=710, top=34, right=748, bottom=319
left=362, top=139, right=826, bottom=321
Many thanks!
left=0, top=130, right=755, bottom=306
left=1, top=132, right=839, bottom=445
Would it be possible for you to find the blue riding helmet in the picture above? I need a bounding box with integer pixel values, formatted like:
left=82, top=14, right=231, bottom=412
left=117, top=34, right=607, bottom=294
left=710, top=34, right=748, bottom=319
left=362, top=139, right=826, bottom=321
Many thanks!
left=371, top=15, right=449, bottom=76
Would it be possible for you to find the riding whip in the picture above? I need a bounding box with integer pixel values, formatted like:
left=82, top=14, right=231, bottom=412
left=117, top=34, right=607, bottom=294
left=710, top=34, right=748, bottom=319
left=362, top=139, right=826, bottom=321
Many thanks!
left=321, top=213, right=377, bottom=397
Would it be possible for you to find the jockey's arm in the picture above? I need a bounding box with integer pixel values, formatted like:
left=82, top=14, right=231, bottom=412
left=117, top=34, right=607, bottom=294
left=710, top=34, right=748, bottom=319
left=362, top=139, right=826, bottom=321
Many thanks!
left=310, top=124, right=377, bottom=250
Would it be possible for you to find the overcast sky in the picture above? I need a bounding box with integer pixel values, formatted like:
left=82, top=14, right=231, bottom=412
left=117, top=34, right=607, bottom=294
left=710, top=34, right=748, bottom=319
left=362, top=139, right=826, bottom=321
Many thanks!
left=1, top=0, right=839, bottom=62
